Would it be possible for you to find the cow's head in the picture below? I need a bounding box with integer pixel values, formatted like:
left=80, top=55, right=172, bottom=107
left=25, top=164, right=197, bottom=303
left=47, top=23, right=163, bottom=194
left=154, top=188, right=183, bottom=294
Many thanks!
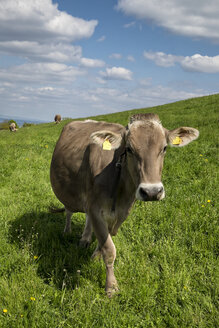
left=90, top=114, right=199, bottom=202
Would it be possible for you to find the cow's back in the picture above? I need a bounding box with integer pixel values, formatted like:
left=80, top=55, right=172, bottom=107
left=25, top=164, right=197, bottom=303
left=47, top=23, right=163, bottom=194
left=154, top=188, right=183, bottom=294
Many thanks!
left=50, top=120, right=125, bottom=212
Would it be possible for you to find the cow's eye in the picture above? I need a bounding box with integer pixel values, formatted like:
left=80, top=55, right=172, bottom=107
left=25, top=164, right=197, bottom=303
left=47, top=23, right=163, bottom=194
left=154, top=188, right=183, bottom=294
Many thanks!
left=163, top=146, right=167, bottom=153
left=126, top=146, right=133, bottom=154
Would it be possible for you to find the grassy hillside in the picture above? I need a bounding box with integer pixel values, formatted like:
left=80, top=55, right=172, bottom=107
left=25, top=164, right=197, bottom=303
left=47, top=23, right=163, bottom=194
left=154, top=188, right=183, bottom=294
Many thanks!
left=0, top=94, right=218, bottom=327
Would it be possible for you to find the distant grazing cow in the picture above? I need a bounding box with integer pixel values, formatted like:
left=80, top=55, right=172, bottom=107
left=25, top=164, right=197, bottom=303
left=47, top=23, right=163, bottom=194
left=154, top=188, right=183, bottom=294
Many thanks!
left=54, top=114, right=61, bottom=124
left=9, top=122, right=17, bottom=132
left=50, top=113, right=199, bottom=297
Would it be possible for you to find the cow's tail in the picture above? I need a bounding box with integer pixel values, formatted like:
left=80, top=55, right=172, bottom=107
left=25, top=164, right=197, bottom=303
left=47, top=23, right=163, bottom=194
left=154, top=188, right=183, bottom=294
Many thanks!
left=49, top=205, right=65, bottom=213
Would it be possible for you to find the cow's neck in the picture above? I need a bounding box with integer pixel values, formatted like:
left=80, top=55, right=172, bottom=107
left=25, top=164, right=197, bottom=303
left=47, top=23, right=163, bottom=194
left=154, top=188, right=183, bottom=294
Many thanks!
left=113, top=158, right=136, bottom=213
left=111, top=150, right=127, bottom=211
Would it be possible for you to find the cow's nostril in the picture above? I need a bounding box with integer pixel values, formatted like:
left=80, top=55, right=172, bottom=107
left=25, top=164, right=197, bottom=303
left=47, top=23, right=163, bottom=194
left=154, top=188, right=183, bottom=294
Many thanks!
left=139, top=187, right=148, bottom=199
left=139, top=188, right=150, bottom=200
left=158, top=186, right=164, bottom=194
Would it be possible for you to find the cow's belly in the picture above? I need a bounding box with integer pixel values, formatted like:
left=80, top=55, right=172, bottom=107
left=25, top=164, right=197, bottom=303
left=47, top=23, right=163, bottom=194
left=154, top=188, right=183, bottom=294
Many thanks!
left=50, top=168, right=87, bottom=213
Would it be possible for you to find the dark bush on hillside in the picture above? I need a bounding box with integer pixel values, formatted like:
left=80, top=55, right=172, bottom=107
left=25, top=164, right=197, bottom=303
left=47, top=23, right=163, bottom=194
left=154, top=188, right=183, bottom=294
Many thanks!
left=22, top=122, right=34, bottom=127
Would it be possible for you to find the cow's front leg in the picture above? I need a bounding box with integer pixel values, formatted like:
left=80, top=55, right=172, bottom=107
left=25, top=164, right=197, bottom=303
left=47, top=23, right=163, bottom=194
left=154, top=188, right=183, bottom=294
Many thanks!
left=90, top=214, right=118, bottom=297
left=79, top=214, right=93, bottom=247
left=102, top=234, right=118, bottom=297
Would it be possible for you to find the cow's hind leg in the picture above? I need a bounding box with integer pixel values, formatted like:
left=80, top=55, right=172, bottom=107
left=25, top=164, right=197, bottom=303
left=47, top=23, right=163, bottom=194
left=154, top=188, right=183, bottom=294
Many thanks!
left=79, top=214, right=93, bottom=247
left=64, top=208, right=72, bottom=234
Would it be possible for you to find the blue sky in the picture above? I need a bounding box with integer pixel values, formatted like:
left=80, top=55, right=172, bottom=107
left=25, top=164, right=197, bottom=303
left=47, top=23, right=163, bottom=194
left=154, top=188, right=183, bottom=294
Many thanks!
left=0, top=0, right=219, bottom=121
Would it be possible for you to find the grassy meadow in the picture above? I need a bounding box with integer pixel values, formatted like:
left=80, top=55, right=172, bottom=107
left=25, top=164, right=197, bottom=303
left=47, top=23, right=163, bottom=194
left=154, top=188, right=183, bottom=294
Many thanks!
left=0, top=94, right=218, bottom=327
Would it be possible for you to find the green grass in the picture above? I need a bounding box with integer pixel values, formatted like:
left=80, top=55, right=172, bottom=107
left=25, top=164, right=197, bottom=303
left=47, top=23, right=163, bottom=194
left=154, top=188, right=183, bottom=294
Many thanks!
left=0, top=94, right=218, bottom=327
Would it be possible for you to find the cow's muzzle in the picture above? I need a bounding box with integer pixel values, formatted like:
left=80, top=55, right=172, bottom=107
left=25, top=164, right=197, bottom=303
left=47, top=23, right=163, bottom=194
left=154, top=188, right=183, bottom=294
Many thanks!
left=136, top=183, right=165, bottom=201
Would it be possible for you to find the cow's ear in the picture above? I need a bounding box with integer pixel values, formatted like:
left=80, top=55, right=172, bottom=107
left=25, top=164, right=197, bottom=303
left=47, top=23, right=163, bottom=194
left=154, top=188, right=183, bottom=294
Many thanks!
left=168, top=127, right=199, bottom=147
left=90, top=130, right=123, bottom=150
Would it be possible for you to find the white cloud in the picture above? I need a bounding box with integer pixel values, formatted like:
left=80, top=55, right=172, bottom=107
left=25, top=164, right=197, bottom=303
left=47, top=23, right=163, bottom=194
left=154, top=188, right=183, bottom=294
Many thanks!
left=144, top=51, right=183, bottom=67
left=123, top=21, right=136, bottom=28
left=73, top=83, right=206, bottom=116
left=0, top=40, right=105, bottom=69
left=0, top=0, right=98, bottom=42
left=144, top=51, right=219, bottom=73
left=109, top=53, right=123, bottom=59
left=0, top=0, right=102, bottom=69
left=80, top=57, right=105, bottom=68
left=127, top=55, right=135, bottom=62
left=0, top=62, right=86, bottom=85
left=0, top=41, right=82, bottom=63
left=38, top=86, right=54, bottom=92
left=181, top=54, right=219, bottom=73
left=97, top=35, right=106, bottom=42
left=100, top=67, right=133, bottom=80
left=117, top=0, right=219, bottom=41
left=134, top=85, right=205, bottom=103
left=0, top=0, right=104, bottom=82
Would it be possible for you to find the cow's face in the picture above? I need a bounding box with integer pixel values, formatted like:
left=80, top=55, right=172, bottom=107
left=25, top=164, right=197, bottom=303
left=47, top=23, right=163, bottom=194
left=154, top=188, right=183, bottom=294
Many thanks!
left=90, top=114, right=199, bottom=202
left=126, top=120, right=166, bottom=201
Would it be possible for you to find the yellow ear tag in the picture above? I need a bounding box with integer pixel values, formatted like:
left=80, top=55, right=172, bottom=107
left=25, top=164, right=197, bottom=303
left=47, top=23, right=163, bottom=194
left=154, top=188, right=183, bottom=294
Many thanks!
left=103, top=139, right=112, bottom=150
left=172, top=136, right=182, bottom=145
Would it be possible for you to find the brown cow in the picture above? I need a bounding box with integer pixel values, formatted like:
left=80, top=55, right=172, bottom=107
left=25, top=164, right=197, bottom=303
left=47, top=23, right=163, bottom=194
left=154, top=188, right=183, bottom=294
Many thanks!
left=9, top=122, right=17, bottom=132
left=54, top=114, right=61, bottom=124
left=50, top=114, right=199, bottom=297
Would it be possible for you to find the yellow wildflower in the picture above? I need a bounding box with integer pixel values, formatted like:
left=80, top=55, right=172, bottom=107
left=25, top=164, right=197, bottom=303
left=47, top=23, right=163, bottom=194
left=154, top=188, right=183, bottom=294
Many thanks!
left=3, top=309, right=7, bottom=313
left=201, top=205, right=205, bottom=208
left=207, top=200, right=211, bottom=203
left=199, top=154, right=203, bottom=157
left=30, top=297, right=36, bottom=301
left=45, top=145, right=48, bottom=148
left=34, top=256, right=38, bottom=260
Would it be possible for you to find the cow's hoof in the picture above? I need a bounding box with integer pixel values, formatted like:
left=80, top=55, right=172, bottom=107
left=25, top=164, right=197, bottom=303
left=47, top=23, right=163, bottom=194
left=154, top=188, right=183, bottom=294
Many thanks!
left=106, top=285, right=119, bottom=298
left=79, top=239, right=91, bottom=248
